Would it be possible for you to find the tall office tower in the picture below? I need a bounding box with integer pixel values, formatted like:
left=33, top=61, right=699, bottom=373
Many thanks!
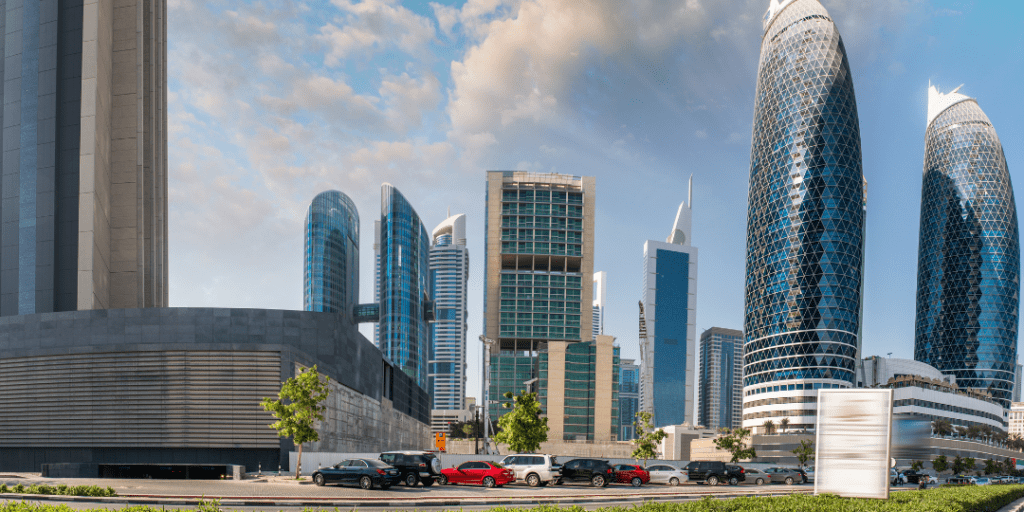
left=377, top=184, right=432, bottom=388
left=742, top=0, right=865, bottom=433
left=619, top=358, right=640, bottom=440
left=593, top=271, right=607, bottom=337
left=484, top=171, right=598, bottom=439
left=698, top=328, right=744, bottom=430
left=914, top=85, right=1019, bottom=408
left=303, top=191, right=359, bottom=317
left=0, top=0, right=167, bottom=315
left=640, top=177, right=698, bottom=427
left=429, top=213, right=469, bottom=412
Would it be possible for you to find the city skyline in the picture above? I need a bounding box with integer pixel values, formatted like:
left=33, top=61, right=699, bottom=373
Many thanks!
left=167, top=0, right=1024, bottom=406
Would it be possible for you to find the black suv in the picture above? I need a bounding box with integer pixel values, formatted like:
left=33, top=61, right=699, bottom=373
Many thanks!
left=558, top=459, right=616, bottom=487
left=379, top=451, right=442, bottom=487
left=683, top=461, right=746, bottom=486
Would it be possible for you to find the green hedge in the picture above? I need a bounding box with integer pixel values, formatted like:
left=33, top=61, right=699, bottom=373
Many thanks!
left=0, top=484, right=116, bottom=497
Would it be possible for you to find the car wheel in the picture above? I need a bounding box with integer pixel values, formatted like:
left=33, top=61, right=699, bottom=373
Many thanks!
left=755, top=478, right=765, bottom=486
left=527, top=474, right=541, bottom=487
left=360, top=476, right=373, bottom=490
left=669, top=477, right=679, bottom=486
left=484, top=477, right=496, bottom=488
left=632, top=477, right=643, bottom=487
left=438, top=474, right=448, bottom=485
left=422, top=478, right=434, bottom=487
left=706, top=475, right=719, bottom=486
left=592, top=475, right=606, bottom=487
left=729, top=477, right=738, bottom=486
left=313, top=474, right=325, bottom=487
left=405, top=473, right=418, bottom=487
left=785, top=477, right=794, bottom=485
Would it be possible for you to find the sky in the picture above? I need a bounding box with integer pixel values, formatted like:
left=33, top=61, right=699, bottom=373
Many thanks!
left=167, top=0, right=1024, bottom=404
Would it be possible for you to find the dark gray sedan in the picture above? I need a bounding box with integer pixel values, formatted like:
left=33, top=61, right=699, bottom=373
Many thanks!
left=763, top=467, right=804, bottom=485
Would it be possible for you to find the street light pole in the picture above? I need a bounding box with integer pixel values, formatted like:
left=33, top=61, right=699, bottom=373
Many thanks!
left=479, top=335, right=496, bottom=455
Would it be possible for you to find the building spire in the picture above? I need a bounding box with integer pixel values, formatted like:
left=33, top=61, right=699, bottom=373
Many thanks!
left=667, top=176, right=693, bottom=246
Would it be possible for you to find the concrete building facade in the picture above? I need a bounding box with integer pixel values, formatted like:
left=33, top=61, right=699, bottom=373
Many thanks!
left=541, top=334, right=620, bottom=441
left=699, top=327, right=744, bottom=431
left=0, top=0, right=167, bottom=315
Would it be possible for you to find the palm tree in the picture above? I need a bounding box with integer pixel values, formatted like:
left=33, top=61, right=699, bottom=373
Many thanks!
left=932, top=419, right=953, bottom=437
left=763, top=420, right=776, bottom=435
left=779, top=417, right=790, bottom=434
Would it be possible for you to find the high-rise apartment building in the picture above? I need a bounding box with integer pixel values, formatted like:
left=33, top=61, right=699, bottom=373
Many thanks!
left=742, top=0, right=865, bottom=433
left=593, top=271, right=607, bottom=337
left=619, top=358, right=639, bottom=440
left=304, top=191, right=359, bottom=318
left=0, top=0, right=167, bottom=315
left=698, top=328, right=744, bottom=431
left=485, top=171, right=615, bottom=440
left=640, top=178, right=698, bottom=427
left=429, top=213, right=469, bottom=413
left=377, top=183, right=432, bottom=389
left=914, top=85, right=1019, bottom=409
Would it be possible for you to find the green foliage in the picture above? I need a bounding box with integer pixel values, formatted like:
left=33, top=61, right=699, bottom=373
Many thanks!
left=791, top=439, right=814, bottom=468
left=779, top=418, right=790, bottom=433
left=933, top=455, right=949, bottom=473
left=713, top=427, right=756, bottom=463
left=630, top=411, right=667, bottom=465
left=910, top=460, right=924, bottom=471
left=984, top=459, right=999, bottom=475
left=952, top=455, right=966, bottom=474
left=493, top=390, right=548, bottom=453
left=260, top=364, right=330, bottom=478
left=964, top=457, right=977, bottom=474
left=195, top=498, right=220, bottom=512
left=762, top=420, right=776, bottom=435
left=0, top=484, right=115, bottom=497
left=1005, top=457, right=1016, bottom=474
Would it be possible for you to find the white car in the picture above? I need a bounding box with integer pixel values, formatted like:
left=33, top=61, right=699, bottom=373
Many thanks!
left=499, top=454, right=561, bottom=487
left=645, top=464, right=688, bottom=486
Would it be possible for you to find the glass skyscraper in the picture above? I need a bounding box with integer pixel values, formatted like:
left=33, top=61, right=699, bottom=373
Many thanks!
left=742, top=0, right=865, bottom=433
left=619, top=359, right=639, bottom=440
left=303, top=191, right=359, bottom=317
left=699, top=328, right=744, bottom=431
left=377, top=184, right=433, bottom=389
left=640, top=178, right=697, bottom=428
left=429, top=213, right=469, bottom=411
left=914, top=85, right=1019, bottom=408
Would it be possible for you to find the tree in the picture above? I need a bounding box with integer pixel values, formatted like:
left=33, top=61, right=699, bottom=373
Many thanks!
left=910, top=460, right=924, bottom=471
left=631, top=411, right=668, bottom=466
left=713, top=427, right=757, bottom=463
left=932, top=455, right=948, bottom=473
left=779, top=418, right=790, bottom=434
left=984, top=459, right=998, bottom=475
left=461, top=423, right=474, bottom=437
left=762, top=420, right=776, bottom=435
left=1004, top=457, right=1016, bottom=474
left=964, top=457, right=977, bottom=475
left=493, top=390, right=548, bottom=453
left=932, top=420, right=953, bottom=437
left=951, top=456, right=966, bottom=475
left=791, top=439, right=814, bottom=468
left=260, top=365, right=331, bottom=479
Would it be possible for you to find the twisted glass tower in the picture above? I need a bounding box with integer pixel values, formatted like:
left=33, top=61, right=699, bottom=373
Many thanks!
left=304, top=191, right=359, bottom=316
left=915, top=85, right=1019, bottom=408
left=742, top=0, right=865, bottom=432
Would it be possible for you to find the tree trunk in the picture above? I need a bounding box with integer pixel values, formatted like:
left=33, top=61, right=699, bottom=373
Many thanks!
left=296, top=443, right=303, bottom=479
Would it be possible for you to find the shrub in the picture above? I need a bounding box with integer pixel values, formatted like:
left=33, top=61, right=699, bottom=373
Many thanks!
left=0, top=484, right=115, bottom=497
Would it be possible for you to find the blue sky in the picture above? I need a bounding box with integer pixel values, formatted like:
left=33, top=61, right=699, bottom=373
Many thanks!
left=167, top=0, right=1024, bottom=403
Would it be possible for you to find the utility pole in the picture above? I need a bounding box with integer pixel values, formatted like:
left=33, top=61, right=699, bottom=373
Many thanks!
left=478, top=335, right=497, bottom=455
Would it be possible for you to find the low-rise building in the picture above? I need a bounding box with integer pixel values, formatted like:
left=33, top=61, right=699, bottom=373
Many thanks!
left=659, top=423, right=717, bottom=460
left=1010, top=403, right=1024, bottom=438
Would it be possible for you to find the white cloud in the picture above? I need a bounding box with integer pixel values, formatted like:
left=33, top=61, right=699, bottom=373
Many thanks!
left=319, top=0, right=437, bottom=66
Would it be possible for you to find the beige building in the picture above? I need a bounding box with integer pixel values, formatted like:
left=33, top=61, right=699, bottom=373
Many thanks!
left=0, top=0, right=168, bottom=315
left=1011, top=403, right=1024, bottom=437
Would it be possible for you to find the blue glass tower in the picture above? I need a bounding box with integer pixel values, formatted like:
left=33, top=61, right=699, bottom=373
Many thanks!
left=914, top=85, right=1019, bottom=408
left=742, top=0, right=865, bottom=433
left=618, top=359, right=639, bottom=440
left=303, top=191, right=359, bottom=317
left=378, top=184, right=433, bottom=389
left=698, top=328, right=744, bottom=431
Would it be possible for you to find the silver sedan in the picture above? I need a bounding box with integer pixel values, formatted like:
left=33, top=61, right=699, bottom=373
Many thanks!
left=645, top=464, right=687, bottom=486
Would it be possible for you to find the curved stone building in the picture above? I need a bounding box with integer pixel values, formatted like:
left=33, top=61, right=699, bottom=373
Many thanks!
left=742, top=0, right=865, bottom=432
left=914, top=85, right=1019, bottom=408
left=377, top=184, right=432, bottom=388
left=304, top=191, right=360, bottom=316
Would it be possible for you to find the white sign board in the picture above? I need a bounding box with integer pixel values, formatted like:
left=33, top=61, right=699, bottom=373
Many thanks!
left=814, top=388, right=893, bottom=499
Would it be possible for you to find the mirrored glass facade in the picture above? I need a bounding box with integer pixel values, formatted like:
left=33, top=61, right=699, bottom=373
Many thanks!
left=303, top=191, right=359, bottom=317
left=699, top=328, right=744, bottom=431
left=915, top=90, right=1019, bottom=408
left=742, top=0, right=864, bottom=430
left=379, top=184, right=432, bottom=389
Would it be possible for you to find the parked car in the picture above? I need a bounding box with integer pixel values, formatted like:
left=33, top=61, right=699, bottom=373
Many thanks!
left=379, top=451, right=442, bottom=487
left=312, top=459, right=401, bottom=489
left=683, top=461, right=744, bottom=486
left=904, top=470, right=938, bottom=485
left=438, top=461, right=514, bottom=488
left=559, top=459, right=616, bottom=487
left=763, top=467, right=803, bottom=485
left=974, top=477, right=992, bottom=486
left=613, top=464, right=650, bottom=487
left=745, top=468, right=769, bottom=486
left=499, top=454, right=561, bottom=487
left=645, top=464, right=688, bottom=486
left=890, top=468, right=906, bottom=485
left=947, top=475, right=976, bottom=485
left=802, top=466, right=815, bottom=483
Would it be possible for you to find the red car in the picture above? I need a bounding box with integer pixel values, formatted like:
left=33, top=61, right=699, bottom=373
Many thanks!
left=613, top=464, right=650, bottom=486
left=438, top=461, right=515, bottom=488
